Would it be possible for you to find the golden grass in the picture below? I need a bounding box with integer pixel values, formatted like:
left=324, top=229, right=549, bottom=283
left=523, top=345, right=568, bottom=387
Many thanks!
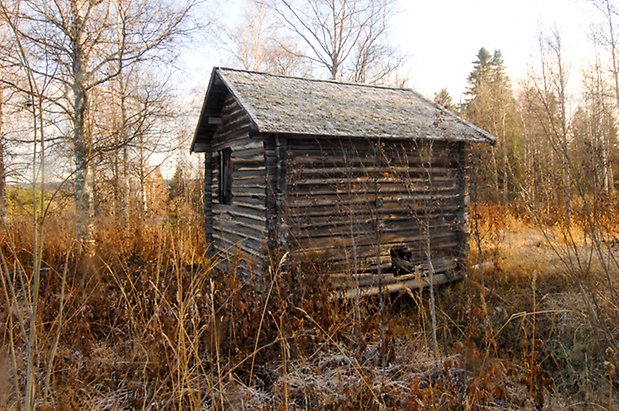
left=0, top=203, right=617, bottom=409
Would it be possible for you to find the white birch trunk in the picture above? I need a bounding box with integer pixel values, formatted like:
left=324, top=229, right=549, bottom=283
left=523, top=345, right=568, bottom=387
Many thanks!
left=71, top=1, right=95, bottom=247
left=0, top=85, right=6, bottom=221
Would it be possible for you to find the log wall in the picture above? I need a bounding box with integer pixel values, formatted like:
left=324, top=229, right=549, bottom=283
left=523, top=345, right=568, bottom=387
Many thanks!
left=204, top=96, right=469, bottom=291
left=209, top=95, right=268, bottom=272
left=281, top=136, right=468, bottom=290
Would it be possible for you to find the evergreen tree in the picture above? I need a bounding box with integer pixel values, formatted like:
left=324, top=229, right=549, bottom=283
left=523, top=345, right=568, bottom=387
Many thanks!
left=464, top=47, right=521, bottom=203
left=168, top=164, right=186, bottom=202
left=466, top=48, right=493, bottom=98
left=433, top=88, right=455, bottom=111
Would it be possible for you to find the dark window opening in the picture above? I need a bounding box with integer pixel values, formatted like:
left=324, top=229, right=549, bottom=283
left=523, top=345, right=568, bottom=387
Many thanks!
left=219, top=148, right=232, bottom=205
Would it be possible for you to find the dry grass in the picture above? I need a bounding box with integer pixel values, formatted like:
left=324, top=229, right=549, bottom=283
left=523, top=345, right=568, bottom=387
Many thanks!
left=0, top=203, right=618, bottom=409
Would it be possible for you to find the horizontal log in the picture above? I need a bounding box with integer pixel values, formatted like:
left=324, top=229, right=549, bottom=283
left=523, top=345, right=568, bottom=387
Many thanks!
left=330, top=257, right=457, bottom=287
left=289, top=155, right=459, bottom=169
left=213, top=200, right=265, bottom=212
left=293, top=229, right=460, bottom=251
left=220, top=103, right=248, bottom=121
left=214, top=207, right=266, bottom=224
left=293, top=229, right=460, bottom=248
left=212, top=125, right=250, bottom=146
left=288, top=165, right=457, bottom=176
left=285, top=193, right=462, bottom=208
left=213, top=234, right=265, bottom=259
left=231, top=186, right=266, bottom=197
left=213, top=222, right=266, bottom=243
left=289, top=213, right=460, bottom=232
left=213, top=224, right=265, bottom=246
left=235, top=165, right=266, bottom=172
left=338, top=272, right=463, bottom=298
left=233, top=147, right=265, bottom=158
left=285, top=202, right=462, bottom=218
left=287, top=177, right=459, bottom=189
left=288, top=187, right=460, bottom=200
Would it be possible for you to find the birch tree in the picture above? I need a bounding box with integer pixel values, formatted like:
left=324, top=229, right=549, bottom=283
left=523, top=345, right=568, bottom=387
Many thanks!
left=1, top=0, right=196, bottom=248
left=576, top=54, right=616, bottom=194
left=587, top=1, right=618, bottom=192
left=270, top=0, right=403, bottom=83
left=590, top=0, right=619, bottom=109
left=517, top=85, right=564, bottom=208
left=222, top=0, right=307, bottom=75
left=94, top=63, right=178, bottom=221
left=531, top=30, right=572, bottom=227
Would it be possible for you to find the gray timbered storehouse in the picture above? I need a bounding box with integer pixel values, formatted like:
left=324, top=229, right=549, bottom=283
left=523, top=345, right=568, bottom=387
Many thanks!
left=191, top=68, right=495, bottom=295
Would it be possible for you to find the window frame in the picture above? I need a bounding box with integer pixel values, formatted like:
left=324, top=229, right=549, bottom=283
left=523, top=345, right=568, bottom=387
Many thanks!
left=219, top=148, right=232, bottom=205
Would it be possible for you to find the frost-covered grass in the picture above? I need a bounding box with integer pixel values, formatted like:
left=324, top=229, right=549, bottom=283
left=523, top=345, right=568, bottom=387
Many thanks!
left=0, top=204, right=617, bottom=409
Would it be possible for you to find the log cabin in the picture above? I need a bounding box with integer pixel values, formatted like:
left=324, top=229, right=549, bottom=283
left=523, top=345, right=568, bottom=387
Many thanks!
left=191, top=67, right=495, bottom=296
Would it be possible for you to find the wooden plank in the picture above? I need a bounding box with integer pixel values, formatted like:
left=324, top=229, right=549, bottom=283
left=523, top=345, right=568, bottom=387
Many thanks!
left=204, top=143, right=213, bottom=257
left=293, top=230, right=460, bottom=251
left=285, top=193, right=462, bottom=208
left=332, top=256, right=457, bottom=280
left=338, top=272, right=463, bottom=298
left=264, top=136, right=278, bottom=250
left=208, top=98, right=268, bottom=260
left=276, top=135, right=288, bottom=249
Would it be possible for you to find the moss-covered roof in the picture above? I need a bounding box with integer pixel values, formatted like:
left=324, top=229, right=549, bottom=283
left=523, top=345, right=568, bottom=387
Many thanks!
left=192, top=67, right=495, bottom=151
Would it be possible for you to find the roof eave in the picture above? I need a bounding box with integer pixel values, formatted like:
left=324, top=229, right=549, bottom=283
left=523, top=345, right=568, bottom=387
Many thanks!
left=190, top=69, right=220, bottom=153
left=408, top=89, right=497, bottom=145
left=264, top=130, right=496, bottom=143
left=214, top=68, right=262, bottom=133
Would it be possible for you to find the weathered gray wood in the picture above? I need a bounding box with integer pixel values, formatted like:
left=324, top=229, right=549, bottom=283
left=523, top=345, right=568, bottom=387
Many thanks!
left=275, top=135, right=289, bottom=250
left=194, top=73, right=478, bottom=291
left=339, top=272, right=464, bottom=298
left=280, top=136, right=467, bottom=285
left=264, top=137, right=278, bottom=251
left=206, top=94, right=269, bottom=270
left=204, top=144, right=213, bottom=257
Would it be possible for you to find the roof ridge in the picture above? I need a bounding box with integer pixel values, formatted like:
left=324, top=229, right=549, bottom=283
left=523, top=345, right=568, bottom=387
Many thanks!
left=216, top=66, right=414, bottom=93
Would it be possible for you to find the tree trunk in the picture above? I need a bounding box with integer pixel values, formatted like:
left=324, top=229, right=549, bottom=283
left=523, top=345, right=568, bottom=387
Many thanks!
left=71, top=4, right=94, bottom=248
left=113, top=72, right=131, bottom=223
left=0, top=85, right=6, bottom=221
left=73, top=89, right=93, bottom=241
left=602, top=0, right=617, bottom=193
left=501, top=112, right=509, bottom=204
left=123, top=144, right=130, bottom=220
left=491, top=146, right=500, bottom=202
left=138, top=133, right=147, bottom=215
left=112, top=100, right=120, bottom=220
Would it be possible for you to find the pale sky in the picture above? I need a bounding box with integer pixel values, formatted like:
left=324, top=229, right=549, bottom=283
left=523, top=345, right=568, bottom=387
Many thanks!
left=183, top=0, right=601, bottom=103
left=173, top=0, right=604, bottom=178
left=399, top=0, right=596, bottom=100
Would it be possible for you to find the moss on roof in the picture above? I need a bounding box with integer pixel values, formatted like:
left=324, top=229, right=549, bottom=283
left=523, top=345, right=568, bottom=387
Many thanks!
left=216, top=68, right=495, bottom=143
left=192, top=67, right=496, bottom=151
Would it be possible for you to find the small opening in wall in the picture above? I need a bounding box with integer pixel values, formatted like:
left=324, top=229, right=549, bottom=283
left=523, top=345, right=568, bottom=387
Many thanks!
left=219, top=148, right=232, bottom=205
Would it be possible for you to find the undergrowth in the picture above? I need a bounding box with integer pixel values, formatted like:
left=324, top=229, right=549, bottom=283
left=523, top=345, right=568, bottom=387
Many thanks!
left=0, top=203, right=617, bottom=409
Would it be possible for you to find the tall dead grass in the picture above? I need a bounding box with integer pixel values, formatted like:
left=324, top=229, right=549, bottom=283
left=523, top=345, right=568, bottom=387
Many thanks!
left=0, top=203, right=617, bottom=409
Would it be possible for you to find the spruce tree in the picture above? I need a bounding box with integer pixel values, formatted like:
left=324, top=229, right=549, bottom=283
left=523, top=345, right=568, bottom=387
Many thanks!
left=464, top=47, right=521, bottom=203
left=434, top=88, right=455, bottom=111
